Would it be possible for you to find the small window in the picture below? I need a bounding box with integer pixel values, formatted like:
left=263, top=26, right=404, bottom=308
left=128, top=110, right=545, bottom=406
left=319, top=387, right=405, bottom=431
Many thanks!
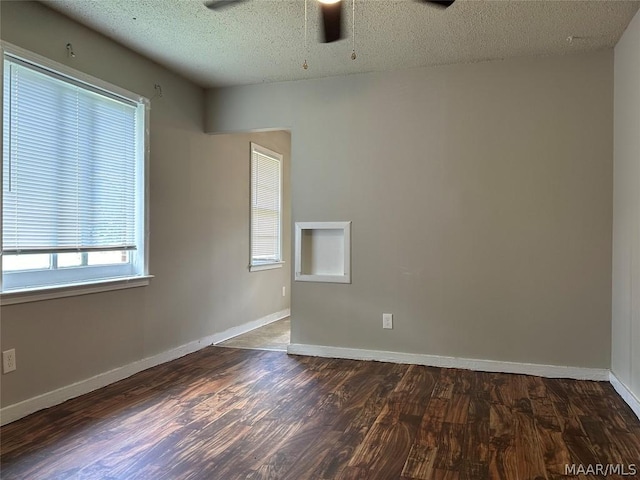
left=250, top=143, right=282, bottom=272
left=1, top=44, right=148, bottom=292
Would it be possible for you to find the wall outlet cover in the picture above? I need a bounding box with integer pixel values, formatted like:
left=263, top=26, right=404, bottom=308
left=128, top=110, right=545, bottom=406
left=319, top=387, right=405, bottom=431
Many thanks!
left=383, top=313, right=393, bottom=329
left=3, top=349, right=16, bottom=373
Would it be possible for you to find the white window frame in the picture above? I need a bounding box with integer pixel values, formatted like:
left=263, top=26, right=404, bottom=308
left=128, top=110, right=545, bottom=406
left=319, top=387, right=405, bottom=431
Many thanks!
left=249, top=143, right=283, bottom=272
left=0, top=42, right=151, bottom=305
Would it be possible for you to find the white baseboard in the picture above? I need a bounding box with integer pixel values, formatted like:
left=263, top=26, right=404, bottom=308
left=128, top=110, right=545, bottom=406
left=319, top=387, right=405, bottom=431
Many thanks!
left=0, top=308, right=290, bottom=426
left=287, top=343, right=610, bottom=381
left=609, top=371, right=640, bottom=421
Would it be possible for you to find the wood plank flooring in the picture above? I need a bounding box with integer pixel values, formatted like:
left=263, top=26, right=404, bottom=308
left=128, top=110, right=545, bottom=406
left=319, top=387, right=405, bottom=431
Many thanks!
left=1, top=347, right=639, bottom=480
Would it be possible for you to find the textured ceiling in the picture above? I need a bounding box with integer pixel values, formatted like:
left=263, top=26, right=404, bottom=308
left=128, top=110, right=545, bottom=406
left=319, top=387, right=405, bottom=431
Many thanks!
left=45, top=0, right=640, bottom=88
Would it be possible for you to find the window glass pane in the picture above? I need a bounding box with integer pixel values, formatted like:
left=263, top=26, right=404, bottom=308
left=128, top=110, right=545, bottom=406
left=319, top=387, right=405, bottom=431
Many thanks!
left=2, top=254, right=50, bottom=271
left=57, top=252, right=83, bottom=268
left=88, top=251, right=129, bottom=266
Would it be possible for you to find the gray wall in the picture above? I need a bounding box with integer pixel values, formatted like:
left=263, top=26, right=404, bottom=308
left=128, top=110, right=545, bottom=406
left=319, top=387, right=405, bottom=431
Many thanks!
left=206, top=52, right=614, bottom=369
left=0, top=1, right=290, bottom=409
left=612, top=9, right=640, bottom=398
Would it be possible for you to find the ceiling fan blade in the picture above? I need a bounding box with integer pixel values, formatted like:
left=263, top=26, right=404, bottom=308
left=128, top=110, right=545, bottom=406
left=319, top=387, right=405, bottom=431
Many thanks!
left=319, top=1, right=343, bottom=43
left=204, top=0, right=248, bottom=10
left=420, top=0, right=455, bottom=8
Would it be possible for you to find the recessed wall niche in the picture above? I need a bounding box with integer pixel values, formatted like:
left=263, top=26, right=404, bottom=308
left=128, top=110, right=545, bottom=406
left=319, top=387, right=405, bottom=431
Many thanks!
left=294, top=221, right=351, bottom=284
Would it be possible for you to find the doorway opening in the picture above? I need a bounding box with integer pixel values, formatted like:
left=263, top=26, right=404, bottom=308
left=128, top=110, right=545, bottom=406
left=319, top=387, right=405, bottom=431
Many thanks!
left=212, top=128, right=292, bottom=353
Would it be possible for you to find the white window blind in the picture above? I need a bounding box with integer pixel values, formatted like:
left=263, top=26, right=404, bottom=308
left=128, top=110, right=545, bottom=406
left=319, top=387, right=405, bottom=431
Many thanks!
left=251, top=143, right=282, bottom=265
left=2, top=57, right=139, bottom=255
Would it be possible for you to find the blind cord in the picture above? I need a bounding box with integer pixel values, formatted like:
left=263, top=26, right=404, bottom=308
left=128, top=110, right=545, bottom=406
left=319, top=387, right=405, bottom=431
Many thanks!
left=8, top=64, right=13, bottom=193
left=303, top=0, right=308, bottom=70
left=351, top=0, right=356, bottom=60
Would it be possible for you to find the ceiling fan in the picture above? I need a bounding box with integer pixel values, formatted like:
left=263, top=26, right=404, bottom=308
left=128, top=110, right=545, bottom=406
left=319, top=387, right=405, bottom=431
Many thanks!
left=204, top=0, right=455, bottom=43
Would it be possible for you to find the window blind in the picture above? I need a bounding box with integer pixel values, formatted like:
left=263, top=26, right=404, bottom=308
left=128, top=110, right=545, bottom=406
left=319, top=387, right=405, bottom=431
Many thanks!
left=251, top=146, right=281, bottom=263
left=2, top=58, right=139, bottom=254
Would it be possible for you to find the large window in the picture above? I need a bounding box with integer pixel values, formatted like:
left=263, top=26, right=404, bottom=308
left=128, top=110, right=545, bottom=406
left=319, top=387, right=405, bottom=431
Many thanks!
left=1, top=44, right=148, bottom=295
left=250, top=143, right=282, bottom=271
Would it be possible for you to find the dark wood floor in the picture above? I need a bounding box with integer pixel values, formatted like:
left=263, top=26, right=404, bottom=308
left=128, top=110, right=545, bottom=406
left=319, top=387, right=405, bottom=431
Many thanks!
left=1, top=347, right=639, bottom=480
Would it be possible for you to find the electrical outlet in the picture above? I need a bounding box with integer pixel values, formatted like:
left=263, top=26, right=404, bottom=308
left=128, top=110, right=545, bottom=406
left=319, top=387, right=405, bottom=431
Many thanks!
left=383, top=313, right=393, bottom=329
left=282, top=286, right=286, bottom=297
left=3, top=349, right=16, bottom=373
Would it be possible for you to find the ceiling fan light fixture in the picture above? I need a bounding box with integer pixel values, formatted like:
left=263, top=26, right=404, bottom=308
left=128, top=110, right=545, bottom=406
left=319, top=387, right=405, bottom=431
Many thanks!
left=319, top=0, right=343, bottom=42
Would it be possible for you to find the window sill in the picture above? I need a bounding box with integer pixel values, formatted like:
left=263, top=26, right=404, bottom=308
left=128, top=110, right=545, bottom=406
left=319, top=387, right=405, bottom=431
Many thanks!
left=0, top=275, right=154, bottom=306
left=249, top=262, right=284, bottom=272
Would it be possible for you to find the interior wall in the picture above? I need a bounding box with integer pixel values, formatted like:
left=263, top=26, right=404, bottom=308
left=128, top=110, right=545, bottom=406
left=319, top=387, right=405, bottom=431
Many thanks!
left=612, top=9, right=640, bottom=399
left=206, top=51, right=614, bottom=369
left=0, top=1, right=290, bottom=409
